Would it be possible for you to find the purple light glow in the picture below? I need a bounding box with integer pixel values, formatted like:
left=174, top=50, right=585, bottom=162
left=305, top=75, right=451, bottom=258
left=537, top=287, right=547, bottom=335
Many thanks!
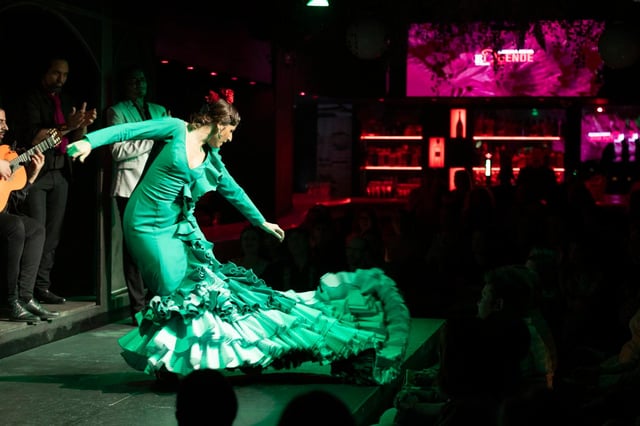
left=581, top=106, right=640, bottom=162
left=407, top=20, right=606, bottom=97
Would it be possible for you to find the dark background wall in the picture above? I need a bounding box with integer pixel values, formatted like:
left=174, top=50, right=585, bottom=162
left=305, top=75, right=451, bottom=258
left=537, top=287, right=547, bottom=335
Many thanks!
left=0, top=0, right=638, bottom=300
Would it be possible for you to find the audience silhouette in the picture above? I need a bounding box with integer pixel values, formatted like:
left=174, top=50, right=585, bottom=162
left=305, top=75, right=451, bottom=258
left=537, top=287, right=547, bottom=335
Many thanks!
left=175, top=369, right=237, bottom=426
left=277, top=389, right=356, bottom=426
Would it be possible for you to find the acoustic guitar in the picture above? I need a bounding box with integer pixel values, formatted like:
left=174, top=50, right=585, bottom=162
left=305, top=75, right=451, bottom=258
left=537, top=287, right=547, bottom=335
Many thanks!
left=0, top=129, right=61, bottom=211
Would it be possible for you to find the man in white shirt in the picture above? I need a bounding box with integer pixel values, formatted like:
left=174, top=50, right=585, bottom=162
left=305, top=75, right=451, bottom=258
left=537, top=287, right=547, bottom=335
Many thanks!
left=105, top=66, right=168, bottom=325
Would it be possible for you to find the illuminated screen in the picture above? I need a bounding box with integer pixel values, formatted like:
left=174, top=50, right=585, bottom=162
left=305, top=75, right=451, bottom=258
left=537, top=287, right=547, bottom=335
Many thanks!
left=406, top=20, right=606, bottom=97
left=581, top=106, right=640, bottom=163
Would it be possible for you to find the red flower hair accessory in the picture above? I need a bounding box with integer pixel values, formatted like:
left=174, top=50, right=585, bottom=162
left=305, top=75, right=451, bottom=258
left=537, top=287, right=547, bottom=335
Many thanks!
left=220, top=88, right=234, bottom=104
left=205, top=90, right=220, bottom=104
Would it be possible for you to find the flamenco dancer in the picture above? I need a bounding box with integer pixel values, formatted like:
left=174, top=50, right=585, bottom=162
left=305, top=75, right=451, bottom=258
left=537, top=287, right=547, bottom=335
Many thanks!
left=66, top=90, right=410, bottom=385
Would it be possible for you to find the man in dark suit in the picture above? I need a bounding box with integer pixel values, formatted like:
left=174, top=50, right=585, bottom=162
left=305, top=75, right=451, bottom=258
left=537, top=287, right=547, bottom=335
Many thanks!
left=14, top=54, right=97, bottom=304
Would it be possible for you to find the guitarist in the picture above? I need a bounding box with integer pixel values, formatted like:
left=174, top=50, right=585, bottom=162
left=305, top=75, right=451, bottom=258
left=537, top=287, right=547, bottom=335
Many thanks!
left=0, top=107, right=59, bottom=321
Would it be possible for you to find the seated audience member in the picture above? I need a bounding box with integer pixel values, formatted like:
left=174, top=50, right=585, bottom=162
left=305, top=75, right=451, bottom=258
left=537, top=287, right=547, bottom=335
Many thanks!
left=524, top=247, right=565, bottom=347
left=575, top=318, right=640, bottom=426
left=344, top=233, right=384, bottom=271
left=387, top=316, right=529, bottom=426
left=300, top=204, right=346, bottom=275
left=277, top=389, right=356, bottom=426
left=567, top=306, right=640, bottom=391
left=0, top=106, right=58, bottom=322
left=618, top=307, right=640, bottom=370
left=478, top=264, right=557, bottom=390
left=515, top=145, right=558, bottom=207
left=378, top=266, right=545, bottom=426
left=231, top=224, right=271, bottom=277
left=175, top=368, right=237, bottom=426
left=406, top=168, right=448, bottom=244
left=346, top=206, right=385, bottom=266
left=380, top=264, right=553, bottom=425
left=263, top=226, right=321, bottom=292
left=556, top=234, right=614, bottom=372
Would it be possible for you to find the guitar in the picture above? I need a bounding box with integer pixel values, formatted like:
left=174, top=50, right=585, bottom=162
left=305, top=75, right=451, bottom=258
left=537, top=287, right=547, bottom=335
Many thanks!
left=0, top=129, right=62, bottom=211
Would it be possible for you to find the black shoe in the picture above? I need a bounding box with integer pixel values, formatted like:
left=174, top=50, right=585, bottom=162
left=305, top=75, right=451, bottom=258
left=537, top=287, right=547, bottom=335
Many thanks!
left=8, top=300, right=39, bottom=322
left=35, top=290, right=66, bottom=304
left=23, top=299, right=60, bottom=320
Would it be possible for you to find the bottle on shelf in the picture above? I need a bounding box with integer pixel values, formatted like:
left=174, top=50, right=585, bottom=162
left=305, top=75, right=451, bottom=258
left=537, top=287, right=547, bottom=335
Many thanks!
left=455, top=111, right=464, bottom=139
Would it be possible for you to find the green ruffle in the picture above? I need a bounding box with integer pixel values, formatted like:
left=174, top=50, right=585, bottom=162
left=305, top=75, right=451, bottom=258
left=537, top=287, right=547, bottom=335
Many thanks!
left=119, top=264, right=410, bottom=384
left=120, top=278, right=381, bottom=372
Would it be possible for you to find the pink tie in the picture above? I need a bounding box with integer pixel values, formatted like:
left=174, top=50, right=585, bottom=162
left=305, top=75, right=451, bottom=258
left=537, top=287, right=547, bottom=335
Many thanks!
left=51, top=93, right=69, bottom=153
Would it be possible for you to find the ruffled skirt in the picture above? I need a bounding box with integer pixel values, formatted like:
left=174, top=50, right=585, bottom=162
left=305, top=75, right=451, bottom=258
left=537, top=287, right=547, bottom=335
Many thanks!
left=118, top=241, right=410, bottom=385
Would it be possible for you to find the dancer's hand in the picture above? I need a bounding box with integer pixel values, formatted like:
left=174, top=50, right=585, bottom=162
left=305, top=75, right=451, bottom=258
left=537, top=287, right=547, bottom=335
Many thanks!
left=67, top=139, right=92, bottom=163
left=261, top=221, right=285, bottom=242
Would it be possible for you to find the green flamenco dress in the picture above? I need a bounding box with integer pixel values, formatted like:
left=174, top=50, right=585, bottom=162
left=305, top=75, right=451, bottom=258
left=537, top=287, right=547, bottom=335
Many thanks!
left=71, top=117, right=411, bottom=384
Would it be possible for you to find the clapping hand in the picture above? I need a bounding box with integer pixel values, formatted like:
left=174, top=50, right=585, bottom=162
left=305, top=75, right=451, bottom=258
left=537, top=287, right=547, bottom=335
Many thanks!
left=67, top=102, right=97, bottom=131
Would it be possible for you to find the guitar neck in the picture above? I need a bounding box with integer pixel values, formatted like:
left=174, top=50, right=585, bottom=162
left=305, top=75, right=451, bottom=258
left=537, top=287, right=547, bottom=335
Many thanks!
left=10, top=135, right=59, bottom=170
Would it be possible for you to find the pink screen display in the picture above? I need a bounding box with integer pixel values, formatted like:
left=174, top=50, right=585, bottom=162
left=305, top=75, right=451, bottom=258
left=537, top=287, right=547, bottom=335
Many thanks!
left=406, top=20, right=605, bottom=97
left=581, top=106, right=640, bottom=163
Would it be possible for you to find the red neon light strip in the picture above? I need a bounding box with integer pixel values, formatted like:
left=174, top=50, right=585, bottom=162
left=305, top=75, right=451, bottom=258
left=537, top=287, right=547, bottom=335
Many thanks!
left=361, top=136, right=422, bottom=140
left=472, top=136, right=561, bottom=141
left=471, top=167, right=565, bottom=172
left=361, top=166, right=423, bottom=171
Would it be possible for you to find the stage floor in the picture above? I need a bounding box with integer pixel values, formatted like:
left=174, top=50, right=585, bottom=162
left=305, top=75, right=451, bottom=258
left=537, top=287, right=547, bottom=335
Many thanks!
left=0, top=317, right=444, bottom=426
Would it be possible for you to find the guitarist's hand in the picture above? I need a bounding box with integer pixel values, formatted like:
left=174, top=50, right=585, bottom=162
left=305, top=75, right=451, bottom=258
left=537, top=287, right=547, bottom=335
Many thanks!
left=0, top=159, right=10, bottom=180
left=26, top=149, right=45, bottom=184
left=66, top=139, right=92, bottom=163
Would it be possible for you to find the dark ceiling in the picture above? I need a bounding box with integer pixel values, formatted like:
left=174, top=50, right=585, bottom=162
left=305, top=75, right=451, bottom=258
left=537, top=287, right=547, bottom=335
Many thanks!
left=0, top=0, right=637, bottom=102
left=249, top=0, right=640, bottom=97
left=146, top=0, right=640, bottom=99
left=157, top=0, right=640, bottom=45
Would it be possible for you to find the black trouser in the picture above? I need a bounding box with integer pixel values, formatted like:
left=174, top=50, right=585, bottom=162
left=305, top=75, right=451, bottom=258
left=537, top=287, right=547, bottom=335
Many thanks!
left=115, top=196, right=147, bottom=315
left=0, top=212, right=45, bottom=303
left=23, top=169, right=68, bottom=293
